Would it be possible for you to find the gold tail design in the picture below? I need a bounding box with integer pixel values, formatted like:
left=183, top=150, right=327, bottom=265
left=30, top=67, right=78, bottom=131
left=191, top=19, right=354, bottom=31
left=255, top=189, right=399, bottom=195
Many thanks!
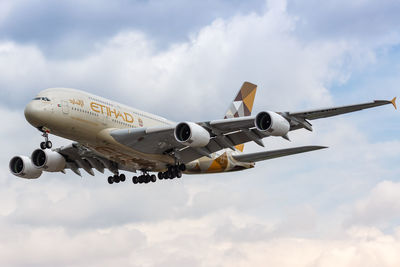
left=224, top=82, right=257, bottom=152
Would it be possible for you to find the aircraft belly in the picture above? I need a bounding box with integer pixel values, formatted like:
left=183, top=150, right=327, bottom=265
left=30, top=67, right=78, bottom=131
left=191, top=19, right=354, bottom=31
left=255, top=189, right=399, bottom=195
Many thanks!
left=89, top=144, right=172, bottom=172
left=87, top=128, right=173, bottom=172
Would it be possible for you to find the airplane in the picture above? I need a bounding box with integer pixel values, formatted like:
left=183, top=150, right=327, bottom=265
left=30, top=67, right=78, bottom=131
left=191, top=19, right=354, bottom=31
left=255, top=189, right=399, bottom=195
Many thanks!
left=9, top=82, right=397, bottom=185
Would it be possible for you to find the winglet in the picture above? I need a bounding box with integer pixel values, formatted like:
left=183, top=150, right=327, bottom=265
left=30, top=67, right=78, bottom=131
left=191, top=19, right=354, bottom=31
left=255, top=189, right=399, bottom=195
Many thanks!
left=391, top=97, right=397, bottom=110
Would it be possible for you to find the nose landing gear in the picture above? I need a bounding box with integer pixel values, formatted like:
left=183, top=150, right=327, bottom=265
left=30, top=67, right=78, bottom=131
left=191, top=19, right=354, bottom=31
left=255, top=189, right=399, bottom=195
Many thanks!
left=39, top=131, right=52, bottom=149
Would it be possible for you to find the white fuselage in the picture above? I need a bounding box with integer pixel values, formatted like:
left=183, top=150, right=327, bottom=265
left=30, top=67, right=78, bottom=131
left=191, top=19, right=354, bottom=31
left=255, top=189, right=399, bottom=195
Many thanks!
left=25, top=88, right=253, bottom=173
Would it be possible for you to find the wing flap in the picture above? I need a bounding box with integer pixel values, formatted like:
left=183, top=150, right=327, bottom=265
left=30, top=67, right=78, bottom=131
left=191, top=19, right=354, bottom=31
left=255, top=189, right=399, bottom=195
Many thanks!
left=57, top=143, right=119, bottom=175
left=232, top=146, right=327, bottom=163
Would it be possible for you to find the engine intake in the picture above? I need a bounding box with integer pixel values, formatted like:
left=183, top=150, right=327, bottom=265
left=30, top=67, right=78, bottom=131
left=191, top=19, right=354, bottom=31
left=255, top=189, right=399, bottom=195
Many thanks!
left=174, top=122, right=210, bottom=147
left=31, top=149, right=66, bottom=172
left=9, top=156, right=42, bottom=179
left=255, top=111, right=290, bottom=136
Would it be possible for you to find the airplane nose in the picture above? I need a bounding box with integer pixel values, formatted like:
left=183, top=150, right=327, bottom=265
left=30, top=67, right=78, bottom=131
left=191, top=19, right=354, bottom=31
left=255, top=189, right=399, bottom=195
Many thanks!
left=24, top=101, right=44, bottom=127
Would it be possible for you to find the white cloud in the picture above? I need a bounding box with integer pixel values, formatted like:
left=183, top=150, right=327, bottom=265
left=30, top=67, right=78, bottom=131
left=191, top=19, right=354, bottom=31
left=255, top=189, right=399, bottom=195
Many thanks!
left=2, top=210, right=400, bottom=266
left=0, top=0, right=399, bottom=266
left=345, top=181, right=400, bottom=228
left=0, top=0, right=376, bottom=120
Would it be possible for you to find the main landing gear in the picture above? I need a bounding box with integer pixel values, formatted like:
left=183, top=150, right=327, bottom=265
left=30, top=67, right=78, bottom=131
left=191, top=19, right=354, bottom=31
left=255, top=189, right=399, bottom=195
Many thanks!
left=39, top=131, right=52, bottom=149
left=106, top=164, right=186, bottom=185
left=132, top=172, right=157, bottom=184
left=158, top=164, right=186, bottom=180
left=107, top=173, right=126, bottom=184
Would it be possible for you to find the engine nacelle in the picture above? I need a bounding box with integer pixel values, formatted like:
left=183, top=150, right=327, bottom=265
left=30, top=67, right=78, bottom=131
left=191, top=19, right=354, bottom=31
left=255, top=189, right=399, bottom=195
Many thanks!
left=31, top=149, right=66, bottom=172
left=9, top=156, right=42, bottom=179
left=255, top=111, right=290, bottom=136
left=174, top=122, right=210, bottom=147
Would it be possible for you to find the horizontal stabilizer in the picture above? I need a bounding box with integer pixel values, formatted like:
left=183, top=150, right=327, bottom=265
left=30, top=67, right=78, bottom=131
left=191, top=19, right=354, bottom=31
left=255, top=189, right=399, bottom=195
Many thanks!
left=232, top=145, right=327, bottom=163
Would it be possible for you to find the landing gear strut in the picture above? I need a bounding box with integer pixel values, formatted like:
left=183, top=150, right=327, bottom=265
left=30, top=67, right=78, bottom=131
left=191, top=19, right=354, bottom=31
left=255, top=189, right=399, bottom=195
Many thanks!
left=40, top=131, right=52, bottom=149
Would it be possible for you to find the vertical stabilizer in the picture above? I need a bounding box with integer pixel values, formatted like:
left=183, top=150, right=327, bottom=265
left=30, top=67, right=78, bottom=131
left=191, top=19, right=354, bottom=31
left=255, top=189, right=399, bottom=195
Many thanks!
left=224, top=82, right=257, bottom=152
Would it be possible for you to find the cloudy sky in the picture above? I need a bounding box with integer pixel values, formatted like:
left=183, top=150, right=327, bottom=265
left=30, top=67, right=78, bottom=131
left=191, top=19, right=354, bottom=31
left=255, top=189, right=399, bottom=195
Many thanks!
left=0, top=0, right=399, bottom=266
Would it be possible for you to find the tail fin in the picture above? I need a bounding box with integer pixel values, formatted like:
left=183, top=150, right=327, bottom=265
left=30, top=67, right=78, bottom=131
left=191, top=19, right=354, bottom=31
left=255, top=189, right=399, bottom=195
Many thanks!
left=224, top=81, right=257, bottom=152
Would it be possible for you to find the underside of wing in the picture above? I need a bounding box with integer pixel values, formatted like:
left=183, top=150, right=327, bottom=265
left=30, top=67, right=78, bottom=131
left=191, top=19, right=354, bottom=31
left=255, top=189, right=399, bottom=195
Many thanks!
left=110, top=117, right=264, bottom=164
left=232, top=146, right=327, bottom=163
left=110, top=126, right=183, bottom=155
left=109, top=96, right=396, bottom=164
left=285, top=98, right=396, bottom=132
left=288, top=98, right=396, bottom=121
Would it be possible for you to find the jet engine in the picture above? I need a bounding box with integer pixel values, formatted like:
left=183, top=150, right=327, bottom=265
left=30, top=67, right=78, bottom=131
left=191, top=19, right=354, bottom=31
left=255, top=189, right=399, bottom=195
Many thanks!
left=9, top=156, right=42, bottom=179
left=174, top=122, right=210, bottom=147
left=255, top=111, right=290, bottom=136
left=31, top=149, right=66, bottom=172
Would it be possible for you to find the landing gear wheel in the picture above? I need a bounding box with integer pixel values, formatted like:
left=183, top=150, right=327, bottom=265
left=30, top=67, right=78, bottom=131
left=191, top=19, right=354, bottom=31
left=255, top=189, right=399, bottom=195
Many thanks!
left=169, top=169, right=176, bottom=179
left=40, top=142, right=46, bottom=149
left=176, top=170, right=182, bottom=178
left=40, top=130, right=52, bottom=150
left=119, top=174, right=126, bottom=182
left=45, top=141, right=52, bottom=149
left=167, top=170, right=174, bottom=179
left=151, top=175, right=156, bottom=182
left=132, top=176, right=138, bottom=184
left=179, top=164, right=186, bottom=171
left=113, top=175, right=120, bottom=183
left=108, top=176, right=113, bottom=184
left=158, top=172, right=163, bottom=180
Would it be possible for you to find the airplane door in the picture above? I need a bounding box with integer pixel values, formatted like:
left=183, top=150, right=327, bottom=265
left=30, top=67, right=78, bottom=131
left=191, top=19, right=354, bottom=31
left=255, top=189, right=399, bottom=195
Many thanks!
left=62, top=100, right=69, bottom=114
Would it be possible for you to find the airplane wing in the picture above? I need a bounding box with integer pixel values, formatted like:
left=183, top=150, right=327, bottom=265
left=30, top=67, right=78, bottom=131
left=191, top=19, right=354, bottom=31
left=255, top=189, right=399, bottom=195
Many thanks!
left=110, top=97, right=396, bottom=164
left=232, top=146, right=327, bottom=163
left=110, top=119, right=271, bottom=164
left=288, top=98, right=396, bottom=120
left=285, top=98, right=396, bottom=131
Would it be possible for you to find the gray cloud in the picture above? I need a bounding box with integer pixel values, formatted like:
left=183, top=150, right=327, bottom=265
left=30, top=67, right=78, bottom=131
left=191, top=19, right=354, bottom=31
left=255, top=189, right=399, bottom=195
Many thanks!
left=288, top=0, right=400, bottom=44
left=0, top=0, right=266, bottom=58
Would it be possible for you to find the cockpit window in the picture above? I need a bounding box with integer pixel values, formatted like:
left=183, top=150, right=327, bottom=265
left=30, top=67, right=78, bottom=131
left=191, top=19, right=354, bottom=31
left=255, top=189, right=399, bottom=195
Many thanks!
left=33, top=97, right=51, bottom=101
